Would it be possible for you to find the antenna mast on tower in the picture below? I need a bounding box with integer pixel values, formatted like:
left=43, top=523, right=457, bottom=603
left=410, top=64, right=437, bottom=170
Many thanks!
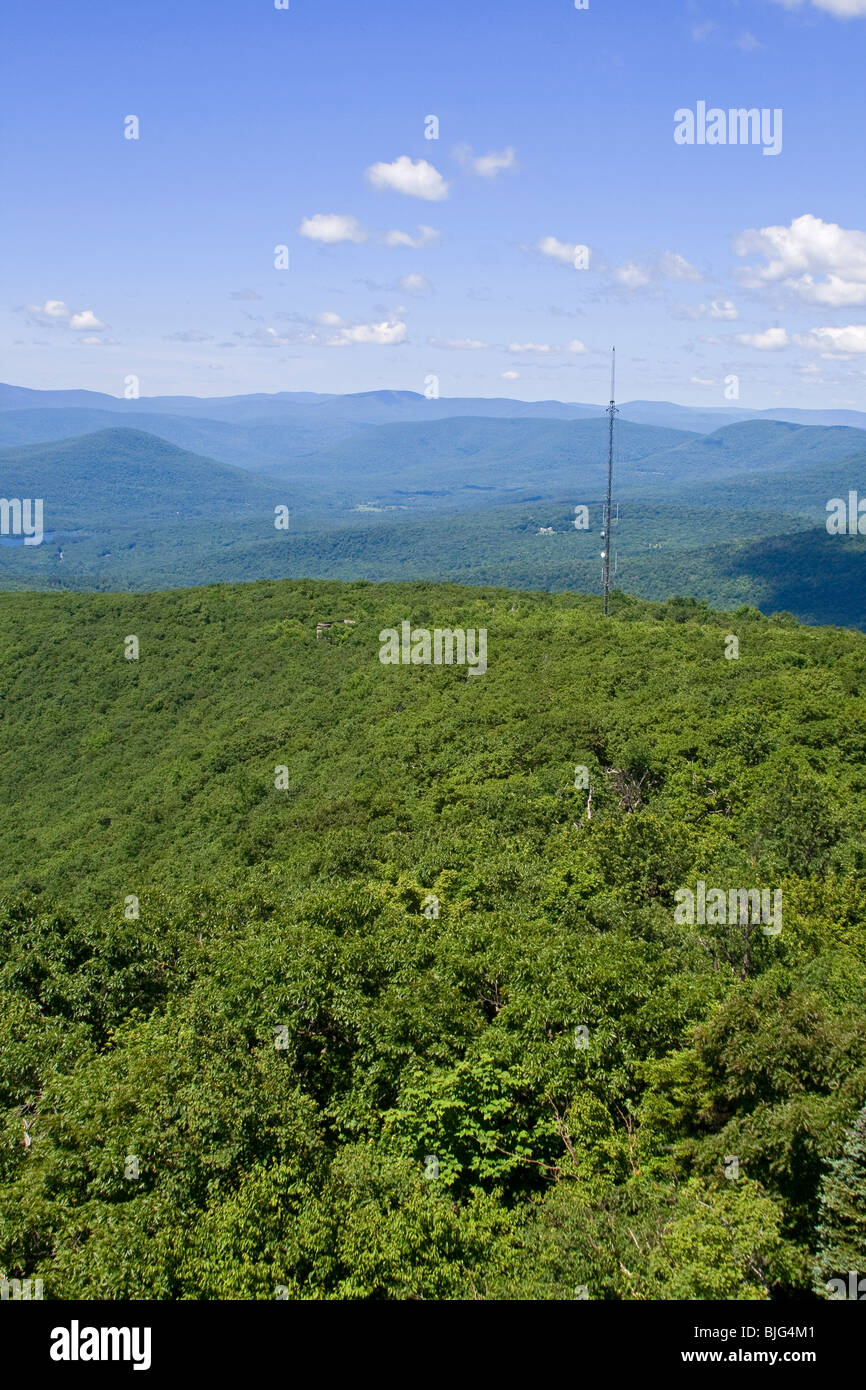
left=602, top=347, right=618, bottom=616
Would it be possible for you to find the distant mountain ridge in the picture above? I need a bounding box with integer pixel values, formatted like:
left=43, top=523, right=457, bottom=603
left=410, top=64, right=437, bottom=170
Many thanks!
left=2, top=381, right=865, bottom=435
left=1, top=387, right=864, bottom=628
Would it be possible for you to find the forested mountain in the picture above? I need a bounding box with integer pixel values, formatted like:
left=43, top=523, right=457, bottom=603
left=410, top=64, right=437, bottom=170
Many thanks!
left=2, top=408, right=864, bottom=629
left=1, top=578, right=864, bottom=1298
left=621, top=420, right=866, bottom=490
left=0, top=409, right=303, bottom=473
left=0, top=429, right=286, bottom=526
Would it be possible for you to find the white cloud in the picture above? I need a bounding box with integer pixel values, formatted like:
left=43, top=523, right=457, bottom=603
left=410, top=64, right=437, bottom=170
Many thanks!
left=536, top=235, right=590, bottom=266
left=615, top=261, right=652, bottom=289
left=690, top=376, right=716, bottom=386
left=239, top=312, right=409, bottom=349
left=328, top=318, right=408, bottom=346
left=692, top=20, right=717, bottom=40
left=24, top=300, right=107, bottom=331
left=769, top=0, right=866, bottom=16
left=429, top=336, right=487, bottom=350
left=797, top=324, right=866, bottom=356
left=670, top=298, right=739, bottom=321
left=70, top=310, right=105, bottom=330
left=736, top=327, right=789, bottom=350
left=501, top=370, right=519, bottom=380
left=383, top=225, right=440, bottom=249
left=735, top=30, right=763, bottom=50
left=735, top=214, right=866, bottom=306
left=507, top=338, right=587, bottom=356
left=366, top=156, right=449, bottom=201
left=299, top=214, right=366, bottom=244
left=658, top=252, right=703, bottom=282
left=27, top=299, right=70, bottom=319
left=453, top=144, right=517, bottom=178
left=235, top=326, right=294, bottom=348
left=399, top=273, right=432, bottom=295
left=614, top=252, right=703, bottom=289
left=229, top=289, right=262, bottom=301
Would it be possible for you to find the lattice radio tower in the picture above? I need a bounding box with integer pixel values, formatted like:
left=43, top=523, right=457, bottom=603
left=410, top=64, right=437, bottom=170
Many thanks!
left=601, top=347, right=618, bottom=617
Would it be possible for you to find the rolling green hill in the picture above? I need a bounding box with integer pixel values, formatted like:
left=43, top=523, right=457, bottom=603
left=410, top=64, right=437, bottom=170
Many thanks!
left=623, top=419, right=866, bottom=491
left=0, top=408, right=368, bottom=472
left=0, top=576, right=865, bottom=1299
left=0, top=428, right=287, bottom=527
left=261, top=415, right=698, bottom=498
left=2, top=413, right=866, bottom=632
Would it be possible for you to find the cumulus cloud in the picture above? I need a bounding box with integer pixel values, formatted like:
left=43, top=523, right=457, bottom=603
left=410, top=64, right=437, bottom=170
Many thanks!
left=429, top=336, right=487, bottom=350
left=614, top=252, right=703, bottom=289
left=690, top=376, right=716, bottom=386
left=328, top=318, right=408, bottom=346
left=536, top=235, right=591, bottom=266
left=615, top=262, right=652, bottom=289
left=299, top=214, right=367, bottom=244
left=735, top=214, right=866, bottom=306
left=769, top=0, right=866, bottom=16
left=27, top=299, right=70, bottom=319
left=658, top=252, right=704, bottom=282
left=25, top=300, right=107, bottom=331
left=736, top=327, right=789, bottom=350
left=399, top=273, right=432, bottom=295
left=366, top=156, right=449, bottom=201
left=453, top=144, right=517, bottom=178
left=506, top=339, right=586, bottom=355
left=70, top=310, right=104, bottom=330
left=234, top=326, right=294, bottom=348
left=797, top=324, right=866, bottom=356
left=235, top=313, right=408, bottom=350
left=229, top=289, right=262, bottom=301
left=383, top=225, right=441, bottom=248
left=501, top=370, right=519, bottom=380
left=670, top=298, right=739, bottom=322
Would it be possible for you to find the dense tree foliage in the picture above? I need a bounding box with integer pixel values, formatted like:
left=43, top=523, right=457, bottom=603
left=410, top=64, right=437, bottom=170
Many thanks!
left=1, top=578, right=864, bottom=1298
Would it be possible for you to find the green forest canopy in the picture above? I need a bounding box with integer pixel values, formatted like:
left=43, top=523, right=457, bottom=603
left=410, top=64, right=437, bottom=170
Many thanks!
left=1, top=577, right=865, bottom=1299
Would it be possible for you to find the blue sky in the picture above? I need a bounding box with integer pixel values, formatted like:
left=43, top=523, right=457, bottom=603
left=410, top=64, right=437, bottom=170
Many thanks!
left=3, top=0, right=866, bottom=406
